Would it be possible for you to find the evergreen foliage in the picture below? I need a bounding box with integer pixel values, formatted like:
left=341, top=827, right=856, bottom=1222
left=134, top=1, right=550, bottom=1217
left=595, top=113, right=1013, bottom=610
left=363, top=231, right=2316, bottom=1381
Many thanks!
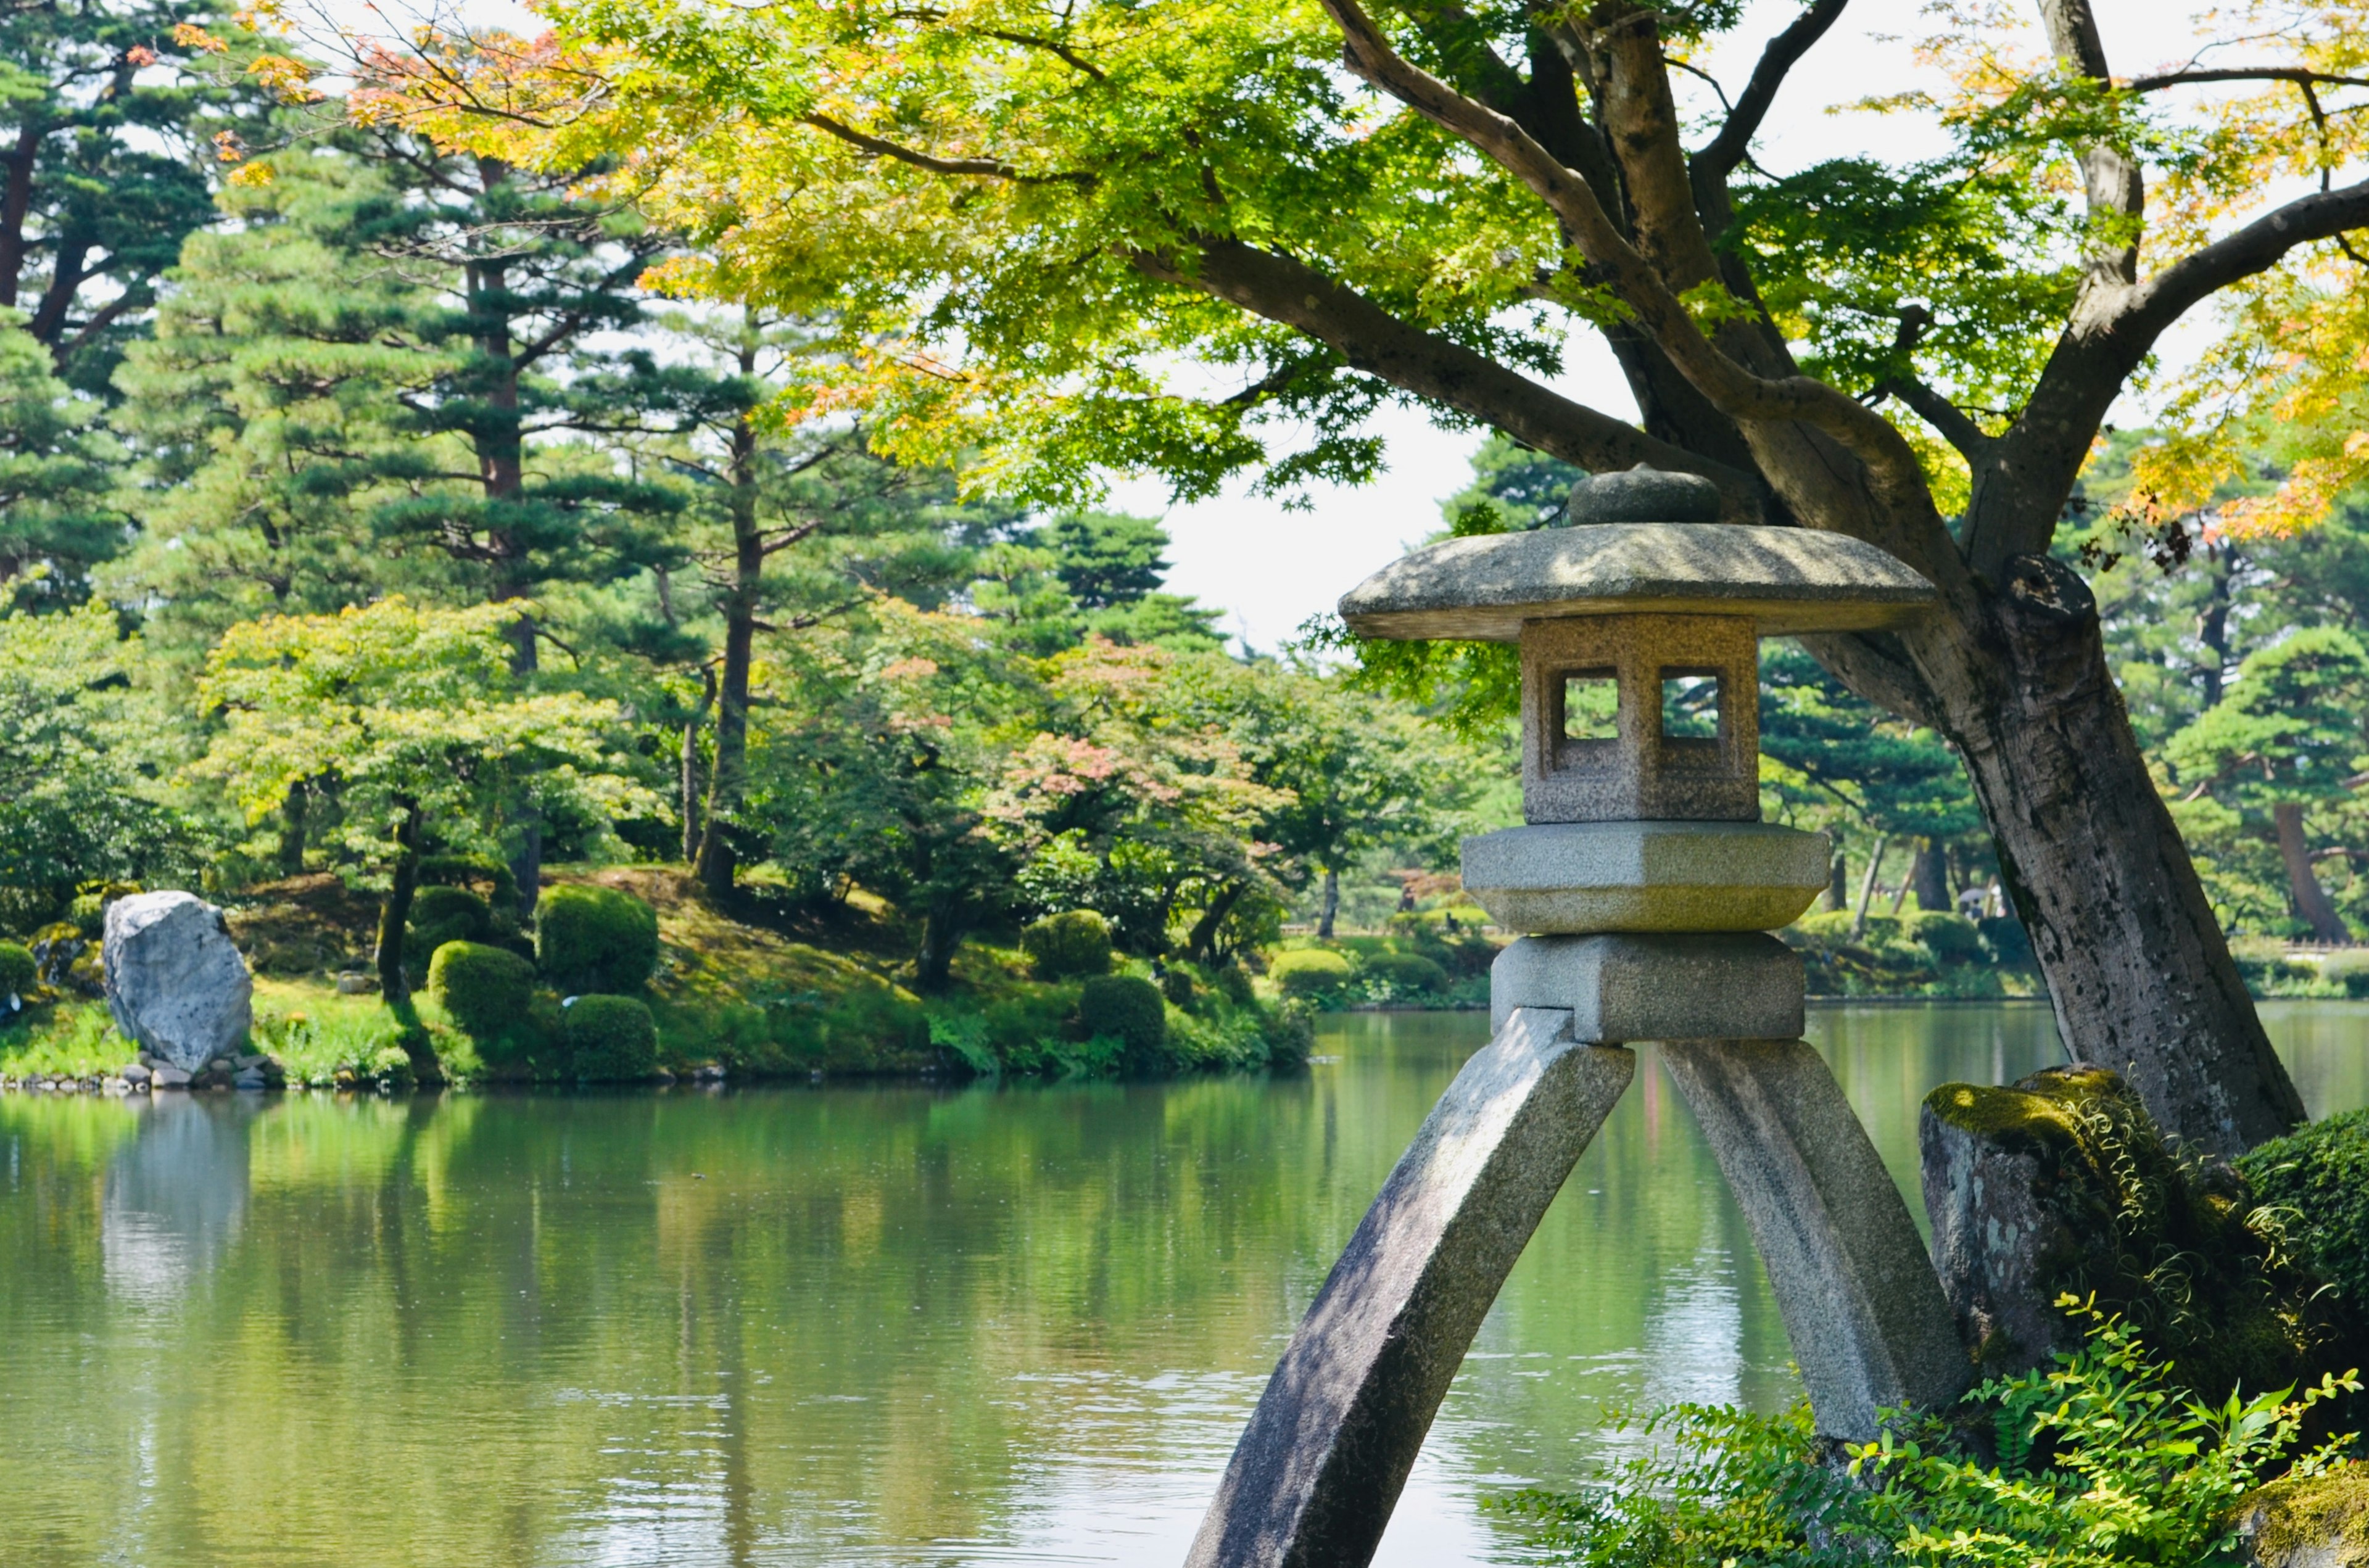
left=535, top=883, right=660, bottom=996
left=2241, top=1108, right=2369, bottom=1323
left=1020, top=910, right=1112, bottom=980
left=564, top=992, right=658, bottom=1080
left=1075, top=975, right=1165, bottom=1068
left=0, top=942, right=35, bottom=998
left=425, top=940, right=536, bottom=1050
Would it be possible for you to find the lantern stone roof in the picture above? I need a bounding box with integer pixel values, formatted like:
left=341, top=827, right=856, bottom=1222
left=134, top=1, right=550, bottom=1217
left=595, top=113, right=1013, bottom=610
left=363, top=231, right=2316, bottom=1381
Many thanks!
left=1337, top=522, right=1938, bottom=642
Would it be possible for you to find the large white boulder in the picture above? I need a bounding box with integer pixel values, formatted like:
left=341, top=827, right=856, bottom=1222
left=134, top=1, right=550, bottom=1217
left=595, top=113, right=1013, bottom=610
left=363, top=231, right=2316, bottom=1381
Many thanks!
left=102, top=892, right=254, bottom=1073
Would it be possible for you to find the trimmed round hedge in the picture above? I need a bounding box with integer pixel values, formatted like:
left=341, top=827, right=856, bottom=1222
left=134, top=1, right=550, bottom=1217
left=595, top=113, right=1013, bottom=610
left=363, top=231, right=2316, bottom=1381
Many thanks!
left=1022, top=910, right=1112, bottom=980
left=537, top=884, right=659, bottom=994
left=1078, top=975, right=1167, bottom=1068
left=1270, top=947, right=1353, bottom=996
left=426, top=941, right=539, bottom=1062
left=1363, top=951, right=1450, bottom=995
left=566, top=994, right=659, bottom=1081
left=0, top=941, right=34, bottom=997
left=410, top=885, right=492, bottom=967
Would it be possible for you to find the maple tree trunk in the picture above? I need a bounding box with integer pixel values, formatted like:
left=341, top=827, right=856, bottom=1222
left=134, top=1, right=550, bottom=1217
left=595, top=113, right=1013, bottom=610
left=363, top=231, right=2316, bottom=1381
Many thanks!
left=1849, top=835, right=1887, bottom=940
left=2273, top=802, right=2348, bottom=945
left=1317, top=867, right=1340, bottom=940
left=1897, top=558, right=2306, bottom=1156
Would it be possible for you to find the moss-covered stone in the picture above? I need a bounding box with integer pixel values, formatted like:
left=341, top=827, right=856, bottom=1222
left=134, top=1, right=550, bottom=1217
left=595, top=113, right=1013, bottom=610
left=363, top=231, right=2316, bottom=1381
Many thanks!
left=537, top=884, right=659, bottom=995
left=2235, top=1464, right=2369, bottom=1567
left=1922, top=1066, right=2354, bottom=1405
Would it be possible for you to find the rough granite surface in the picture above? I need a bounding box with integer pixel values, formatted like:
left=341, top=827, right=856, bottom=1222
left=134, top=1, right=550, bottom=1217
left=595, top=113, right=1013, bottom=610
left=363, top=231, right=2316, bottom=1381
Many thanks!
left=1460, top=820, right=1831, bottom=934
left=1490, top=933, right=1805, bottom=1039
left=1185, top=1010, right=1633, bottom=1568
left=1337, top=523, right=1937, bottom=643
left=102, top=891, right=254, bottom=1073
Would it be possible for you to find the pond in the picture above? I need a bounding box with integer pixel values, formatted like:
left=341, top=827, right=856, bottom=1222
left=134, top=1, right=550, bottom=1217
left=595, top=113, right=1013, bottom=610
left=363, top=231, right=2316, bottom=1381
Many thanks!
left=3, top=1003, right=2366, bottom=1567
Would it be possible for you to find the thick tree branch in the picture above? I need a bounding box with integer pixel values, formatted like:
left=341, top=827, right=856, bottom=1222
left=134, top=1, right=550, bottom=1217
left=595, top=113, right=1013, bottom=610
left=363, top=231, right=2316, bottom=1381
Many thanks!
left=1967, top=174, right=2369, bottom=578
left=1317, top=0, right=1930, bottom=507
left=1130, top=237, right=1763, bottom=513
left=1877, top=375, right=1992, bottom=460
left=2035, top=0, right=2143, bottom=287
left=1692, top=0, right=1848, bottom=182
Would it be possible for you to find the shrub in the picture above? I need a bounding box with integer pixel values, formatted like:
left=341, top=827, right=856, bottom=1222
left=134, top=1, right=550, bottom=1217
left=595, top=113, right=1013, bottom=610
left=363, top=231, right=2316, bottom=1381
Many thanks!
left=1363, top=951, right=1450, bottom=996
left=1159, top=964, right=1197, bottom=1007
left=1022, top=910, right=1113, bottom=980
left=0, top=941, right=33, bottom=998
left=1271, top=947, right=1354, bottom=996
left=565, top=994, right=659, bottom=1080
left=2318, top=950, right=2369, bottom=999
left=2241, top=1105, right=2369, bottom=1316
left=1903, top=910, right=1983, bottom=964
left=408, top=885, right=492, bottom=968
left=426, top=941, right=539, bottom=1061
left=537, top=884, right=660, bottom=994
left=1077, top=975, right=1167, bottom=1068
left=418, top=852, right=518, bottom=909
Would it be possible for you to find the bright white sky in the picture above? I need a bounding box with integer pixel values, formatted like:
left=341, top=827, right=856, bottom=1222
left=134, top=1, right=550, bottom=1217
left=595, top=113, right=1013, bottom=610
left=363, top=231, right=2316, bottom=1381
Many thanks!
left=391, top=0, right=2224, bottom=650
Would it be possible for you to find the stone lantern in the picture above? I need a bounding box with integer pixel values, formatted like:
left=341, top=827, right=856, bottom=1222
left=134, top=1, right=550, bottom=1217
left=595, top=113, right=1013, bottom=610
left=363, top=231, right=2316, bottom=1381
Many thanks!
left=1188, top=469, right=1970, bottom=1568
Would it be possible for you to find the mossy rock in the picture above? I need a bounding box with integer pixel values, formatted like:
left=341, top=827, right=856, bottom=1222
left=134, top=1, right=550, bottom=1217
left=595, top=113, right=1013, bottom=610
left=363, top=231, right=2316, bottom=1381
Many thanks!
left=2234, top=1464, right=2369, bottom=1567
left=1077, top=975, right=1167, bottom=1070
left=426, top=941, right=540, bottom=1066
left=1923, top=1067, right=2355, bottom=1403
left=1021, top=910, right=1112, bottom=980
left=537, top=884, right=660, bottom=995
left=565, top=994, right=659, bottom=1081
left=1270, top=947, right=1353, bottom=996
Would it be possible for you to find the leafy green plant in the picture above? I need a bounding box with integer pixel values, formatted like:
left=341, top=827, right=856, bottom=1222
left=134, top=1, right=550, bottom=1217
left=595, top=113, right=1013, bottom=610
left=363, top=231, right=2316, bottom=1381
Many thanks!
left=0, top=941, right=33, bottom=999
left=1360, top=950, right=1449, bottom=998
left=1502, top=1300, right=2362, bottom=1568
left=1020, top=910, right=1113, bottom=980
left=564, top=994, right=658, bottom=1081
left=537, top=884, right=660, bottom=996
left=426, top=942, right=541, bottom=1066
left=1270, top=947, right=1352, bottom=997
left=1077, top=975, right=1166, bottom=1070
left=2243, top=1107, right=2369, bottom=1318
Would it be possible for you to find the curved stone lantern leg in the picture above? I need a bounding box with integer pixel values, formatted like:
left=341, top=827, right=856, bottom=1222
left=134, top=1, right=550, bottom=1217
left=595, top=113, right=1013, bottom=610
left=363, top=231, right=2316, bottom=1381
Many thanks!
left=1183, top=1007, right=1634, bottom=1568
left=1660, top=1039, right=1970, bottom=1438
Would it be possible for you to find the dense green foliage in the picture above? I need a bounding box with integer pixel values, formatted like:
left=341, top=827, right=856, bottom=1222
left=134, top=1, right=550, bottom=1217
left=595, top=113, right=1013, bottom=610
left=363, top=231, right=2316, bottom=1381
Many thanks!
left=2242, top=1108, right=2369, bottom=1322
left=536, top=883, right=660, bottom=996
left=1020, top=910, right=1112, bottom=981
left=1075, top=975, right=1166, bottom=1070
left=0, top=942, right=34, bottom=999
left=1502, top=1305, right=2362, bottom=1568
left=426, top=941, right=537, bottom=1053
left=564, top=993, right=659, bottom=1080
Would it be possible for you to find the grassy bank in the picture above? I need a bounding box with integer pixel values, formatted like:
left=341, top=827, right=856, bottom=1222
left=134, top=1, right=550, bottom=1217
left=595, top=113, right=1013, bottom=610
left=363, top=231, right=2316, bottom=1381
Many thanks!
left=1, top=869, right=1309, bottom=1085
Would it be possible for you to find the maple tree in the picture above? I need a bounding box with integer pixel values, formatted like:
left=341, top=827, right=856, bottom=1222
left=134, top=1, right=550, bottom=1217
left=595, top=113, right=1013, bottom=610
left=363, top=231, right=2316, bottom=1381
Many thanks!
left=275, top=0, right=2369, bottom=1151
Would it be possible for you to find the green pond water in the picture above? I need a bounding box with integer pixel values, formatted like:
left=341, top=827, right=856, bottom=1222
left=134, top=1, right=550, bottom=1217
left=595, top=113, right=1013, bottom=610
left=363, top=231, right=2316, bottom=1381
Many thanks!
left=4, top=1002, right=2367, bottom=1567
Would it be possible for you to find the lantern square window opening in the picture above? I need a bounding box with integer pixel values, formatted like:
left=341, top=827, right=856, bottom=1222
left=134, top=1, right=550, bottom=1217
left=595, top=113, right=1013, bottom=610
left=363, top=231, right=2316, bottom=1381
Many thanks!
left=1659, top=669, right=1723, bottom=756
left=1557, top=669, right=1620, bottom=762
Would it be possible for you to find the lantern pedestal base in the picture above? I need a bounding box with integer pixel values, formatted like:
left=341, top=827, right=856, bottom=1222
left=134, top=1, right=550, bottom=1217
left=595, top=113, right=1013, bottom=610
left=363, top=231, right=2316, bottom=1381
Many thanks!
left=1488, top=931, right=1803, bottom=1038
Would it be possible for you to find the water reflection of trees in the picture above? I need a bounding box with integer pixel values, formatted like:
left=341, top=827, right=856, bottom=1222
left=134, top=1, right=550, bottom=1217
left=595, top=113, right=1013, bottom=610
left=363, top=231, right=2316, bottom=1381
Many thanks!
left=0, top=1006, right=2360, bottom=1566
